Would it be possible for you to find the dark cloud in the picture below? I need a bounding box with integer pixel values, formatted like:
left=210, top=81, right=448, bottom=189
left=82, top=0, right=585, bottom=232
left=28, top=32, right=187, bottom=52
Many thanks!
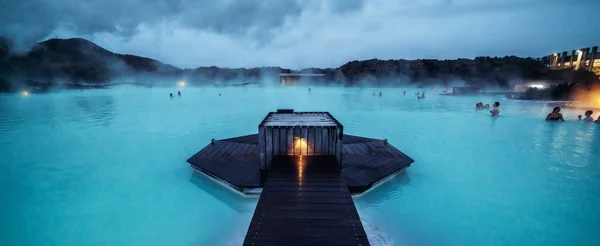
left=0, top=0, right=368, bottom=50
left=1, top=0, right=598, bottom=69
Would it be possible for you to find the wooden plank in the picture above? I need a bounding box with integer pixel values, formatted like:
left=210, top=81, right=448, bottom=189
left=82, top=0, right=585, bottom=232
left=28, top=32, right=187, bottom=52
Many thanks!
left=308, top=127, right=315, bottom=155
left=343, top=144, right=356, bottom=155
left=200, top=141, right=225, bottom=157
left=315, top=127, right=322, bottom=155
left=261, top=186, right=348, bottom=192
left=280, top=127, right=287, bottom=156
left=322, top=128, right=329, bottom=155
left=237, top=143, right=252, bottom=156
left=354, top=143, right=370, bottom=155
left=266, top=127, right=273, bottom=169
left=221, top=142, right=241, bottom=157
left=248, top=226, right=366, bottom=237
left=293, top=127, right=301, bottom=156
left=301, top=127, right=308, bottom=156
left=246, top=144, right=257, bottom=154
left=244, top=236, right=369, bottom=246
left=206, top=141, right=233, bottom=158
left=249, top=218, right=362, bottom=228
left=259, top=127, right=265, bottom=169
left=287, top=127, right=294, bottom=156
left=265, top=181, right=346, bottom=187
left=273, top=127, right=280, bottom=155
left=336, top=128, right=343, bottom=165
left=329, top=128, right=336, bottom=156
left=345, top=143, right=361, bottom=155
left=256, top=203, right=356, bottom=211
left=194, top=141, right=219, bottom=157
left=235, top=143, right=251, bottom=155
left=260, top=197, right=353, bottom=204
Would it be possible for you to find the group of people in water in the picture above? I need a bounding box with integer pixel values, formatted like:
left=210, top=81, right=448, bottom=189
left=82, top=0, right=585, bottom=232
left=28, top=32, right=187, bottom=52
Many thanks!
left=545, top=107, right=600, bottom=123
left=370, top=90, right=426, bottom=99
left=473, top=102, right=600, bottom=122
left=169, top=91, right=182, bottom=98
left=476, top=101, right=501, bottom=116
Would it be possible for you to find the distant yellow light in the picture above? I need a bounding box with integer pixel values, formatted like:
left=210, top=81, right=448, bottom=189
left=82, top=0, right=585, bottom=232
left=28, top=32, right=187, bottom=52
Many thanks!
left=178, top=81, right=186, bottom=87
left=21, top=91, right=29, bottom=96
left=554, top=53, right=558, bottom=56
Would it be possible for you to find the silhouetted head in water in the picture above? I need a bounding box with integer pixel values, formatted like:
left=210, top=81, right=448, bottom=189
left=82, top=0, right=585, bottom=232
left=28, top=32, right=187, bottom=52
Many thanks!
left=583, top=110, right=594, bottom=121
left=170, top=93, right=173, bottom=97
left=178, top=91, right=181, bottom=96
left=379, top=92, right=382, bottom=96
left=553, top=107, right=561, bottom=113
left=219, top=94, right=221, bottom=96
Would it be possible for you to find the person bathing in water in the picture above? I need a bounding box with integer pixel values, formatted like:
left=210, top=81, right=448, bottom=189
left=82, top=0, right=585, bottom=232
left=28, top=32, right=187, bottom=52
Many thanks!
left=546, top=107, right=565, bottom=121
left=578, top=110, right=594, bottom=122
left=490, top=102, right=500, bottom=116
left=475, top=102, right=489, bottom=109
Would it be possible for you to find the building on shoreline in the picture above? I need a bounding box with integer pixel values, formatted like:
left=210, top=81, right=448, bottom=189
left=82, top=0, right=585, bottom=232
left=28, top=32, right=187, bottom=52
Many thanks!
left=540, top=46, right=600, bottom=75
left=280, top=73, right=325, bottom=85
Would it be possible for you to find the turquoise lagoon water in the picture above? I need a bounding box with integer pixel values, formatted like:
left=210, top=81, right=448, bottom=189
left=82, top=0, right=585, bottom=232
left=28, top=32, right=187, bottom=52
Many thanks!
left=1, top=86, right=599, bottom=246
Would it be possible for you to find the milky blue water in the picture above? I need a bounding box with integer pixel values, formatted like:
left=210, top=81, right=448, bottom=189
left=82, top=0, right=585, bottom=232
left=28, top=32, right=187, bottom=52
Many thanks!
left=1, top=86, right=599, bottom=246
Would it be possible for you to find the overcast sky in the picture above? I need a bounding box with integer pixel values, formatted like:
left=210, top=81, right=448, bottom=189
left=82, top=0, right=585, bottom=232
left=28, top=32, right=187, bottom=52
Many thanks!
left=1, top=0, right=599, bottom=69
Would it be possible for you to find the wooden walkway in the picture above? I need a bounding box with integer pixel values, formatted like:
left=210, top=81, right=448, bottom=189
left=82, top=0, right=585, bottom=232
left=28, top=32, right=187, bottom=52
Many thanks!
left=187, top=134, right=414, bottom=194
left=243, top=155, right=370, bottom=246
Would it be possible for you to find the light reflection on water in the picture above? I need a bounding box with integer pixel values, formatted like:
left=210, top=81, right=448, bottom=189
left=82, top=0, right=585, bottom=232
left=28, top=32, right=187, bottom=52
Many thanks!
left=0, top=86, right=599, bottom=246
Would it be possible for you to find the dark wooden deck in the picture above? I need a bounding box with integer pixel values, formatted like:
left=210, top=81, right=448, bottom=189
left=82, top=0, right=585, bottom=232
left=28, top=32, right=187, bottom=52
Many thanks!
left=187, top=134, right=414, bottom=194
left=186, top=134, right=263, bottom=192
left=243, top=155, right=370, bottom=246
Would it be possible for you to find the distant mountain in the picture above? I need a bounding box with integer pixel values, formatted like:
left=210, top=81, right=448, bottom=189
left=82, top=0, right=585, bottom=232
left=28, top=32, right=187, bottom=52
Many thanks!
left=0, top=37, right=597, bottom=93
left=0, top=38, right=181, bottom=86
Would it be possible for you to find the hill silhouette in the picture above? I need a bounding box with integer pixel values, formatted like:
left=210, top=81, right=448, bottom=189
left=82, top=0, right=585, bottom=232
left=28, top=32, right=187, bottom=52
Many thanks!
left=0, top=37, right=597, bottom=93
